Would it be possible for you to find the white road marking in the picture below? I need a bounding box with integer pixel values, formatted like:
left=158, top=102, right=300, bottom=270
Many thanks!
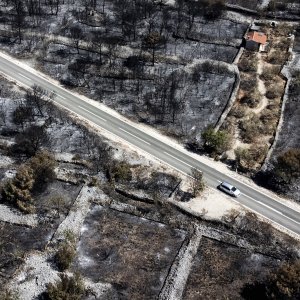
left=57, top=94, right=66, bottom=99
left=1, top=54, right=300, bottom=235
left=256, top=200, right=284, bottom=215
left=78, top=106, right=107, bottom=122
left=217, top=170, right=298, bottom=213
left=163, top=151, right=194, bottom=169
left=119, top=127, right=150, bottom=145
left=18, top=73, right=32, bottom=81
left=217, top=180, right=222, bottom=183
left=243, top=194, right=300, bottom=225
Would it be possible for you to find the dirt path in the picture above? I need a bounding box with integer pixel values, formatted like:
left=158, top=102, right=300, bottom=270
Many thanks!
left=252, top=53, right=269, bottom=114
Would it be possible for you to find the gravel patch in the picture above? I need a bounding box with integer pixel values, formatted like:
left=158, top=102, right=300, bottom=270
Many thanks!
left=0, top=204, right=38, bottom=227
left=51, top=186, right=98, bottom=243
left=9, top=251, right=59, bottom=300
left=0, top=154, right=14, bottom=167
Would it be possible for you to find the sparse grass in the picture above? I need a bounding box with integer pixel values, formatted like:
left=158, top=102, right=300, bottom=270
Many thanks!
left=55, top=230, right=77, bottom=271
left=260, top=65, right=281, bottom=82
left=240, top=77, right=257, bottom=93
left=238, top=52, right=257, bottom=73
left=229, top=105, right=247, bottom=119
left=239, top=115, right=264, bottom=143
left=240, top=91, right=261, bottom=108
left=46, top=273, right=85, bottom=300
left=265, top=84, right=282, bottom=99
left=235, top=144, right=268, bottom=171
left=266, top=50, right=288, bottom=65
left=76, top=206, right=186, bottom=299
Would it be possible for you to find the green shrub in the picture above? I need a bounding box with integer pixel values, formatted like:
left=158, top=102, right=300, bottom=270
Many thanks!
left=235, top=145, right=268, bottom=171
left=55, top=242, right=76, bottom=271
left=112, top=161, right=132, bottom=183
left=240, top=91, right=261, bottom=108
left=28, top=150, right=56, bottom=192
left=239, top=56, right=257, bottom=73
left=1, top=165, right=35, bottom=213
left=202, top=126, right=232, bottom=154
left=239, top=115, right=264, bottom=143
left=229, top=106, right=247, bottom=119
left=55, top=230, right=76, bottom=271
left=266, top=50, right=287, bottom=65
left=240, top=77, right=257, bottom=93
left=46, top=273, right=85, bottom=300
left=260, top=66, right=280, bottom=82
left=190, top=168, right=205, bottom=197
left=265, top=87, right=281, bottom=99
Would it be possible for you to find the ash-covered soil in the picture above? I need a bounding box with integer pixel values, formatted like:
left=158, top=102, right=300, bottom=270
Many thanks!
left=0, top=221, right=54, bottom=286
left=0, top=0, right=248, bottom=143
left=75, top=205, right=186, bottom=300
left=183, top=237, right=280, bottom=300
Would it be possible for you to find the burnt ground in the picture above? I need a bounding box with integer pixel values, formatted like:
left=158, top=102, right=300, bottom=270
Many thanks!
left=271, top=91, right=300, bottom=155
left=262, top=52, right=300, bottom=200
left=0, top=50, right=299, bottom=298
left=0, top=0, right=248, bottom=143
left=0, top=181, right=82, bottom=288
left=183, top=237, right=280, bottom=300
left=0, top=221, right=53, bottom=286
left=74, top=205, right=186, bottom=300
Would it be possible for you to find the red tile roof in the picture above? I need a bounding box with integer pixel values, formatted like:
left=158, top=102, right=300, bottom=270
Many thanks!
left=246, top=31, right=267, bottom=45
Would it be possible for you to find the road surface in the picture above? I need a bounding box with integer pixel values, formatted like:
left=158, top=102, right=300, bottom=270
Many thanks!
left=0, top=53, right=299, bottom=236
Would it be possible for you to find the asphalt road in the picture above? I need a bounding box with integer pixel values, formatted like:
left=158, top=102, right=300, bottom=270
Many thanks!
left=0, top=53, right=299, bottom=236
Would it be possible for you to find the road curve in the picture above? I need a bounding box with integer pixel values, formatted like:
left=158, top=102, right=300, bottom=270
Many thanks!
left=0, top=53, right=299, bottom=236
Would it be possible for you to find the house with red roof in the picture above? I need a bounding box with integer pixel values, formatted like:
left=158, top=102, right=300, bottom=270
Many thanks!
left=245, top=31, right=268, bottom=52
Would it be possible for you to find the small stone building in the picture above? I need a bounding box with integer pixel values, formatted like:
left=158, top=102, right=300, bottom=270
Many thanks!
left=245, top=31, right=268, bottom=52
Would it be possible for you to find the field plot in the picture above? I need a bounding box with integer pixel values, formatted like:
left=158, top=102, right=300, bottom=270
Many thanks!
left=75, top=205, right=186, bottom=300
left=271, top=83, right=300, bottom=154
left=0, top=221, right=53, bottom=286
left=0, top=0, right=248, bottom=143
left=183, top=237, right=280, bottom=299
left=42, top=49, right=236, bottom=140
left=162, top=40, right=238, bottom=63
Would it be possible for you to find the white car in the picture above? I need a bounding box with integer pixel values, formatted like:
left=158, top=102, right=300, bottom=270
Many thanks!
left=218, top=182, right=241, bottom=197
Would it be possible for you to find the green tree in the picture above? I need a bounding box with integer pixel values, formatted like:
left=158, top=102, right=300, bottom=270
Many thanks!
left=112, top=161, right=132, bottom=183
left=202, top=127, right=232, bottom=154
left=28, top=150, right=56, bottom=191
left=1, top=165, right=35, bottom=213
